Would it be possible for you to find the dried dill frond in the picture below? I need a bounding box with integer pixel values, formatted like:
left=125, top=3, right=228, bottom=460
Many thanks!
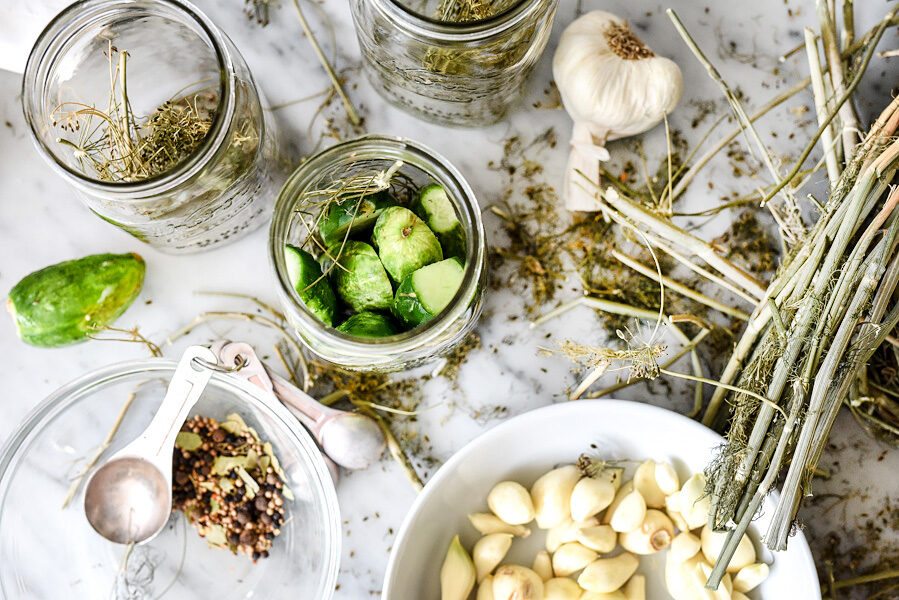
left=435, top=0, right=514, bottom=22
left=557, top=338, right=665, bottom=380
left=51, top=43, right=214, bottom=183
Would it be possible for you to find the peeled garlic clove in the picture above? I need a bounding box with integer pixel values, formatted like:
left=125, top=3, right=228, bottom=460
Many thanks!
left=679, top=474, right=711, bottom=530
left=552, top=542, right=598, bottom=577
left=578, top=553, right=639, bottom=593
left=664, top=552, right=692, bottom=600
left=670, top=531, right=702, bottom=563
left=608, top=490, right=646, bottom=533
left=473, top=533, right=514, bottom=582
left=441, top=535, right=476, bottom=600
left=600, top=481, right=633, bottom=525
left=698, top=561, right=734, bottom=600
left=655, top=462, right=680, bottom=495
left=478, top=575, right=496, bottom=600
left=544, top=577, right=583, bottom=600
left=667, top=507, right=690, bottom=533
left=731, top=593, right=750, bottom=600
left=488, top=481, right=536, bottom=525
left=733, top=563, right=769, bottom=593
left=546, top=518, right=579, bottom=552
left=532, top=465, right=582, bottom=528
left=633, top=460, right=667, bottom=508
left=700, top=525, right=756, bottom=573
left=492, top=565, right=544, bottom=600
left=619, top=509, right=675, bottom=555
left=622, top=574, right=645, bottom=600
left=576, top=524, right=617, bottom=553
left=532, top=551, right=553, bottom=581
left=545, top=516, right=598, bottom=552
left=571, top=476, right=616, bottom=521
left=469, top=512, right=532, bottom=538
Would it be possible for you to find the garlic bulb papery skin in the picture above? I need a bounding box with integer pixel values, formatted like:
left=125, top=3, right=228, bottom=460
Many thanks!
left=552, top=10, right=683, bottom=212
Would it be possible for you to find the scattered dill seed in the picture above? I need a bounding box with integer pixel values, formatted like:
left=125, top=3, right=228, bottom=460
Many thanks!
left=245, top=0, right=276, bottom=26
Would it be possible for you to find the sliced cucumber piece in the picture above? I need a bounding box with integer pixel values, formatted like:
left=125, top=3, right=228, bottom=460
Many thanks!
left=411, top=183, right=466, bottom=259
left=336, top=311, right=399, bottom=338
left=325, top=241, right=394, bottom=313
left=372, top=206, right=443, bottom=282
left=284, top=244, right=338, bottom=326
left=319, top=191, right=397, bottom=246
left=392, top=257, right=465, bottom=328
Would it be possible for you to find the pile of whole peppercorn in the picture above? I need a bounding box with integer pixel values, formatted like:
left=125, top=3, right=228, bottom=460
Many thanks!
left=172, top=414, right=292, bottom=561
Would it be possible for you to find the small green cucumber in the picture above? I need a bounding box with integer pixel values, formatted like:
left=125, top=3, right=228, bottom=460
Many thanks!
left=319, top=190, right=398, bottom=246
left=325, top=241, right=394, bottom=312
left=284, top=244, right=338, bottom=327
left=336, top=311, right=399, bottom=338
left=411, top=183, right=466, bottom=259
left=7, top=252, right=145, bottom=348
left=372, top=206, right=443, bottom=282
left=392, top=257, right=465, bottom=328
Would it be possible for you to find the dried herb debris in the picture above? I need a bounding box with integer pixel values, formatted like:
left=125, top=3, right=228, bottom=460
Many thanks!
left=173, top=413, right=292, bottom=561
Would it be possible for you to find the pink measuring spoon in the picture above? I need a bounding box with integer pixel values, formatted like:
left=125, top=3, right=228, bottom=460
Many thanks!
left=212, top=341, right=386, bottom=472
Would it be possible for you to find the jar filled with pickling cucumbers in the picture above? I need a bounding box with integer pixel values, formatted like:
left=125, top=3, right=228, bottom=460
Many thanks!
left=269, top=135, right=486, bottom=371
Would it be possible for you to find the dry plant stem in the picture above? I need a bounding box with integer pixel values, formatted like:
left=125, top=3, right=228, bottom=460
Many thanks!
left=767, top=223, right=898, bottom=548
left=62, top=391, right=137, bottom=509
left=649, top=235, right=760, bottom=304
left=569, top=361, right=611, bottom=401
left=805, top=28, right=842, bottom=187
left=610, top=249, right=751, bottom=320
left=598, top=186, right=767, bottom=299
left=291, top=0, right=360, bottom=126
left=353, top=402, right=423, bottom=491
left=587, top=329, right=709, bottom=405
left=760, top=6, right=897, bottom=206
left=833, top=569, right=899, bottom=590
left=667, top=9, right=804, bottom=242
left=818, top=0, right=859, bottom=161
left=196, top=291, right=287, bottom=321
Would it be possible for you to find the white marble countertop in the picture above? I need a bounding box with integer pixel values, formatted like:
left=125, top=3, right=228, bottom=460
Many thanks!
left=1, top=0, right=898, bottom=598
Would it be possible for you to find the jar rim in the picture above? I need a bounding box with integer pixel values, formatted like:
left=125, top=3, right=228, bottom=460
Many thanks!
left=372, top=0, right=545, bottom=41
left=269, top=134, right=486, bottom=360
left=21, top=0, right=235, bottom=198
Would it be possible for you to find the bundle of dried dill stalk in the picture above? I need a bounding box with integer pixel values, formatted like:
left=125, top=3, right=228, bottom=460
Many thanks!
left=702, top=94, right=899, bottom=585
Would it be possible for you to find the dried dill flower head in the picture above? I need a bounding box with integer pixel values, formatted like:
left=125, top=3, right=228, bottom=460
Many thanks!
left=137, top=95, right=214, bottom=178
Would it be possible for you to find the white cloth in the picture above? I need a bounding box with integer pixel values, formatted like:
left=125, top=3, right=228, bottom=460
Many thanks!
left=0, top=1, right=74, bottom=73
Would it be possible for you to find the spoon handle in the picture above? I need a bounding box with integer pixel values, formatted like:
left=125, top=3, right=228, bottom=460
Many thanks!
left=140, top=345, right=217, bottom=458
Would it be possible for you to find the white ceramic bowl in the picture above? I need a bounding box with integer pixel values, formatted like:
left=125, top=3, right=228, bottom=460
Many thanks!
left=383, top=400, right=820, bottom=599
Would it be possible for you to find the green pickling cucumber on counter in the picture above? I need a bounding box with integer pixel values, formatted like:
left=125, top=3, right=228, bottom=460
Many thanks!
left=411, top=183, right=466, bottom=259
left=336, top=311, right=399, bottom=338
left=324, top=241, right=394, bottom=312
left=319, top=190, right=398, bottom=246
left=393, top=258, right=465, bottom=328
left=372, top=206, right=443, bottom=282
left=6, top=253, right=145, bottom=347
left=284, top=244, right=338, bottom=326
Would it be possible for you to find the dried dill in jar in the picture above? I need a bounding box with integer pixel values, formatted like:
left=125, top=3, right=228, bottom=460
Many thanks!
left=23, top=0, right=281, bottom=253
left=350, top=0, right=559, bottom=126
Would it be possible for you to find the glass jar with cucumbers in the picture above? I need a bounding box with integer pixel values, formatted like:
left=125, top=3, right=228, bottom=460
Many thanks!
left=269, top=135, right=487, bottom=372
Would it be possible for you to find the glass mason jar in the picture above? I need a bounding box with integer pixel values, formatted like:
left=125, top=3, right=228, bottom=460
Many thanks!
left=350, top=0, right=558, bottom=127
left=269, top=135, right=487, bottom=372
left=22, top=0, right=280, bottom=253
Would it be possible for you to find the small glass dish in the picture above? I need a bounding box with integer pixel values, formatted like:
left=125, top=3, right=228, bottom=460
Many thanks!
left=269, top=135, right=487, bottom=372
left=350, top=0, right=559, bottom=126
left=0, top=359, right=340, bottom=600
left=22, top=0, right=280, bottom=253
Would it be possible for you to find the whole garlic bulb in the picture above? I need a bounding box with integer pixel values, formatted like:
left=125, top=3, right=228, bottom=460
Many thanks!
left=552, top=11, right=683, bottom=211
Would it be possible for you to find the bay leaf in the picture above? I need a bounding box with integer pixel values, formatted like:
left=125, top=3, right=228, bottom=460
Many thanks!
left=175, top=431, right=202, bottom=451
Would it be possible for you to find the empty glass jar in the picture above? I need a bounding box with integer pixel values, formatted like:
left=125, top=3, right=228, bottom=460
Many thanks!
left=350, top=0, right=558, bottom=127
left=22, top=0, right=280, bottom=253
